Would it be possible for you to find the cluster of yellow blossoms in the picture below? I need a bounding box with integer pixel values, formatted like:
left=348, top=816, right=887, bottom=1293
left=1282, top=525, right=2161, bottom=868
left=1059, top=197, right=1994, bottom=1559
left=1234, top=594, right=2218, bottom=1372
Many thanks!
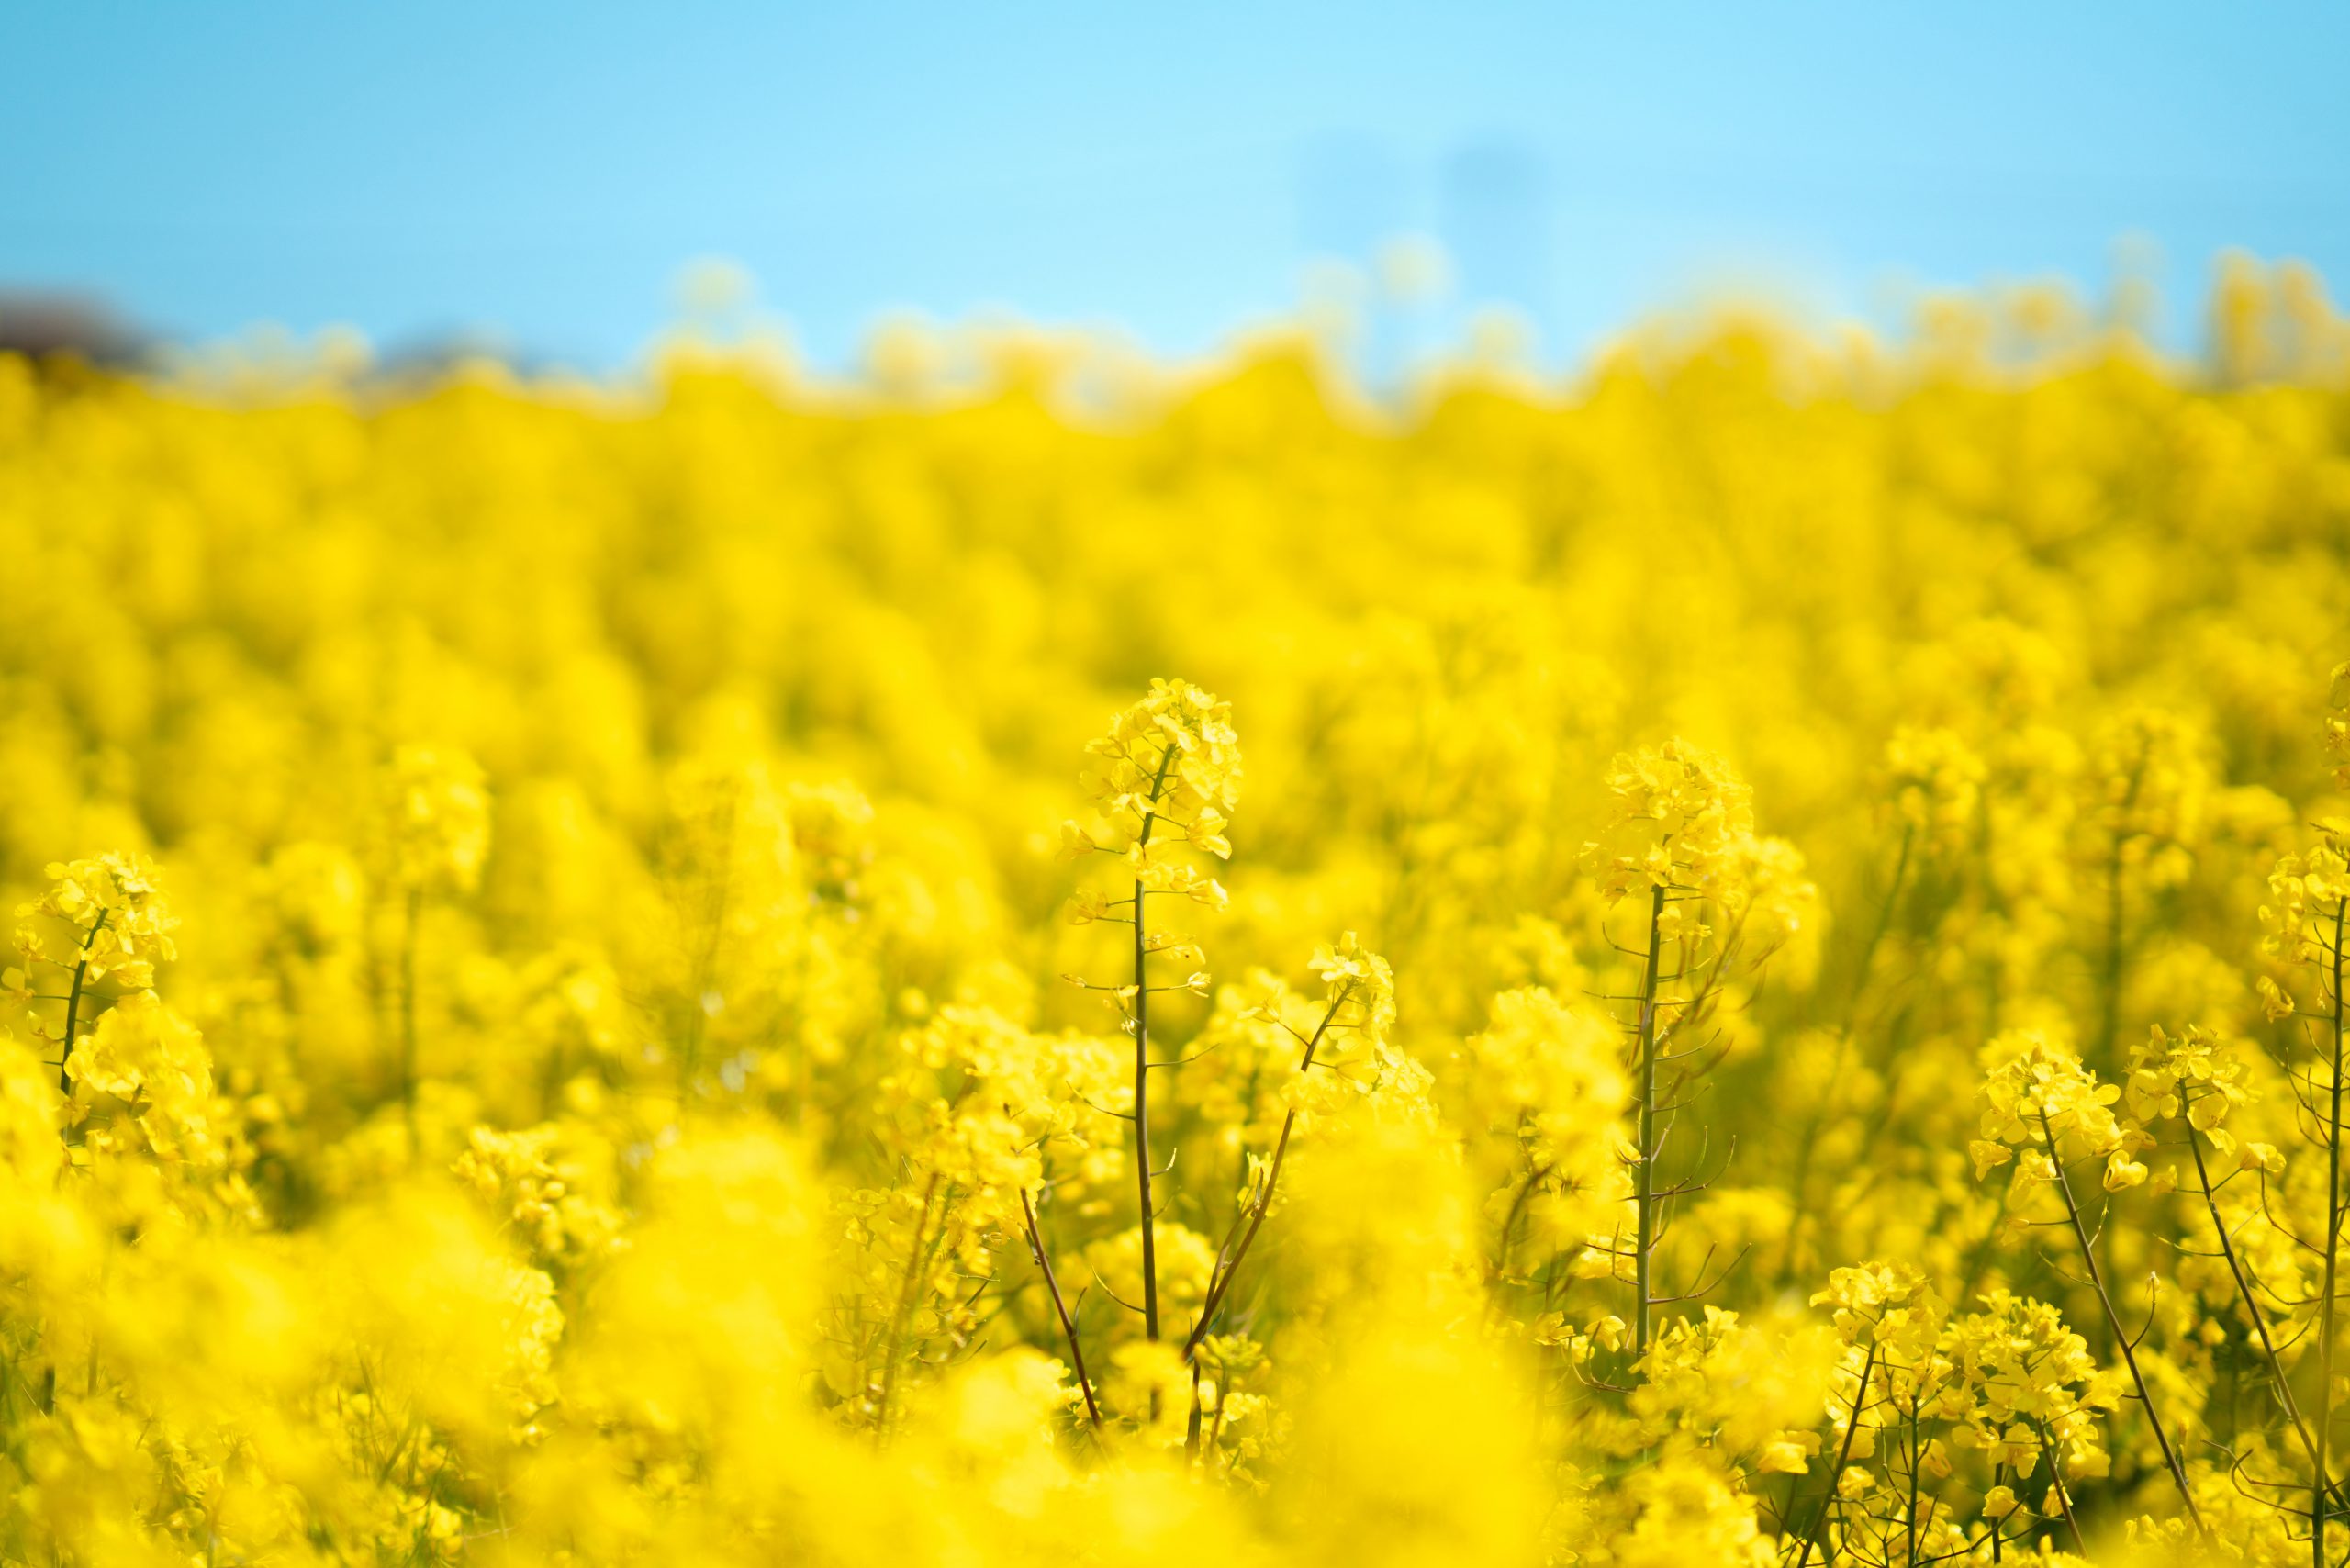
left=0, top=258, right=2348, bottom=1564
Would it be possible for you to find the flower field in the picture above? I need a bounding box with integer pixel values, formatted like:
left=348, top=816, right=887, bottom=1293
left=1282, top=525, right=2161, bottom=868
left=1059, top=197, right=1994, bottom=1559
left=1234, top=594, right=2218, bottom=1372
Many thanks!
left=4, top=259, right=2350, bottom=1565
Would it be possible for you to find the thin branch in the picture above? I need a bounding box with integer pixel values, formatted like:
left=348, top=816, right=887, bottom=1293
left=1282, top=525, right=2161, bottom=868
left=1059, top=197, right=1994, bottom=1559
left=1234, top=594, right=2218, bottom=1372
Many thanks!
left=1020, top=1189, right=1102, bottom=1431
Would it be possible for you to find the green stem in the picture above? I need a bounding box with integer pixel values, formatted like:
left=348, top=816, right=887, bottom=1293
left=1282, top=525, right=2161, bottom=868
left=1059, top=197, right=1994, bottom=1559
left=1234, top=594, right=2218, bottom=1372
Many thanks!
left=2319, top=897, right=2346, bottom=1568
left=56, top=911, right=108, bottom=1098
left=1905, top=1400, right=1921, bottom=1567
left=1186, top=986, right=1352, bottom=1358
left=1021, top=1189, right=1102, bottom=1430
left=1133, top=868, right=1158, bottom=1343
left=2036, top=1107, right=2200, bottom=1525
left=2032, top=1417, right=2089, bottom=1557
left=1989, top=1461, right=2004, bottom=1564
left=1131, top=740, right=1179, bottom=1344
left=2185, top=1116, right=2340, bottom=1520
left=1794, top=1339, right=1877, bottom=1568
left=1633, top=882, right=1665, bottom=1357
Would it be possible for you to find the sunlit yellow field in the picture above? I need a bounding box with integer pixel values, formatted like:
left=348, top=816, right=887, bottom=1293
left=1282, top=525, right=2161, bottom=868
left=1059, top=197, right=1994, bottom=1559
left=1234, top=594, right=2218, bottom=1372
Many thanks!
left=3, top=257, right=2349, bottom=1566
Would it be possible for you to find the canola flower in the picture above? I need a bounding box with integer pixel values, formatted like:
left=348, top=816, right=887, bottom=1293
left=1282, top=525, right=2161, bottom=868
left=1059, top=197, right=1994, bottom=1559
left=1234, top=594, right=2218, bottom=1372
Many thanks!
left=0, top=258, right=2345, bottom=1564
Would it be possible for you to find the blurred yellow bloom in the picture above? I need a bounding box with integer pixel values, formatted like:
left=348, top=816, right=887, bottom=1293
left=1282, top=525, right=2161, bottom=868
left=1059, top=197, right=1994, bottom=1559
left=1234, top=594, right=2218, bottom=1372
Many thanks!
left=0, top=270, right=2343, bottom=1562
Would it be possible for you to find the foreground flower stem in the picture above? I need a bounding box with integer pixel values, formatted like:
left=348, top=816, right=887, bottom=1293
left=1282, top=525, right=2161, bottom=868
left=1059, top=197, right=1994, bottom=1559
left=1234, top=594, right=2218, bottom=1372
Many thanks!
left=1990, top=1461, right=2007, bottom=1565
left=2034, top=1106, right=2199, bottom=1525
left=1905, top=1403, right=1923, bottom=1567
left=1021, top=1190, right=1102, bottom=1430
left=2031, top=1416, right=2089, bottom=1557
left=1793, top=1339, right=1876, bottom=1568
left=2184, top=1119, right=2338, bottom=1519
left=2318, top=898, right=2347, bottom=1568
left=1132, top=744, right=1177, bottom=1344
left=55, top=910, right=106, bottom=1097
left=1633, top=882, right=1665, bottom=1356
left=1187, top=983, right=1353, bottom=1359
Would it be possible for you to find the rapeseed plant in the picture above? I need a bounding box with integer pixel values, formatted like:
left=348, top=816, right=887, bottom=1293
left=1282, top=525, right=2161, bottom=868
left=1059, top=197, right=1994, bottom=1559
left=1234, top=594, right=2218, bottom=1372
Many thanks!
left=0, top=263, right=2345, bottom=1562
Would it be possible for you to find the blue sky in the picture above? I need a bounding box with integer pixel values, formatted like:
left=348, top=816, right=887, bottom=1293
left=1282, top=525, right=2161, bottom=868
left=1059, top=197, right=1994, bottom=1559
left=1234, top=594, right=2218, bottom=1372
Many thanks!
left=6, top=1, right=2346, bottom=370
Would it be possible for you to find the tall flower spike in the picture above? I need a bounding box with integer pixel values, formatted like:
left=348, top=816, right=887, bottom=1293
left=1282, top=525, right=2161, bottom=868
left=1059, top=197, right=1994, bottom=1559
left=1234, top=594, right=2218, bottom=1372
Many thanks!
left=1065, top=678, right=1242, bottom=913
left=1581, top=739, right=1796, bottom=1356
left=1062, top=679, right=1240, bottom=1347
left=7, top=852, right=180, bottom=1094
left=1796, top=1262, right=1951, bottom=1568
left=1971, top=1030, right=2137, bottom=1193
left=386, top=744, right=492, bottom=896
left=1307, top=932, right=1397, bottom=1041
left=1188, top=933, right=1396, bottom=1377
left=1970, top=1029, right=2203, bottom=1524
left=11, top=852, right=179, bottom=995
left=1583, top=739, right=1756, bottom=939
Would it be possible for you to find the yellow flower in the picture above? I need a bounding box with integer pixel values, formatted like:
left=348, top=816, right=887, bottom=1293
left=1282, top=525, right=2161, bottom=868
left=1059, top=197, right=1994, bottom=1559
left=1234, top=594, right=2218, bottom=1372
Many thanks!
left=13, top=851, right=179, bottom=988
left=385, top=744, right=491, bottom=895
